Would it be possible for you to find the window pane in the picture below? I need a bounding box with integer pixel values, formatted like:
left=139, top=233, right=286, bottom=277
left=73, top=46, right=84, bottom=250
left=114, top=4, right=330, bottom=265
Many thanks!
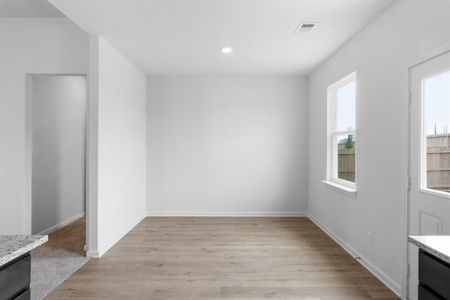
left=337, top=134, right=356, bottom=183
left=336, top=80, right=356, bottom=132
left=424, top=71, right=450, bottom=193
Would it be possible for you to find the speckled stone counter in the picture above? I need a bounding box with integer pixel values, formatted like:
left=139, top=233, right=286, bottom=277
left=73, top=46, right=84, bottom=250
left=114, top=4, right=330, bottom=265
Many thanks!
left=409, top=235, right=450, bottom=264
left=0, top=235, right=48, bottom=267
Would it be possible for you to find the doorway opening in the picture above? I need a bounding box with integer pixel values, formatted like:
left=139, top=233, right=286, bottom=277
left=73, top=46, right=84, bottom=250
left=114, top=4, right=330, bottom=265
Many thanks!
left=30, top=75, right=87, bottom=238
left=26, top=74, right=90, bottom=298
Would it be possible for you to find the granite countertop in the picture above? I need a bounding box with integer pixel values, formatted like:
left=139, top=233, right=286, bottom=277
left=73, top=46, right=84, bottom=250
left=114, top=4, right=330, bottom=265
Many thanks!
left=409, top=235, right=450, bottom=264
left=0, top=235, right=48, bottom=267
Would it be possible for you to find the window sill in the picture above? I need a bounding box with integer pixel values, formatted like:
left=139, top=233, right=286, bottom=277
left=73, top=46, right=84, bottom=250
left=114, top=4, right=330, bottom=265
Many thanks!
left=322, top=180, right=357, bottom=198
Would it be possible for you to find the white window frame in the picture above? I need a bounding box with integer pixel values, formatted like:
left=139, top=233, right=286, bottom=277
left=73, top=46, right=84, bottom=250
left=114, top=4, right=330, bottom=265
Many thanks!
left=419, top=69, right=450, bottom=198
left=326, top=72, right=357, bottom=190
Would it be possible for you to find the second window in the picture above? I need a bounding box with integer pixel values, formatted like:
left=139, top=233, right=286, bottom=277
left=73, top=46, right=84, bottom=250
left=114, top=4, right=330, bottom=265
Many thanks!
left=328, top=72, right=357, bottom=188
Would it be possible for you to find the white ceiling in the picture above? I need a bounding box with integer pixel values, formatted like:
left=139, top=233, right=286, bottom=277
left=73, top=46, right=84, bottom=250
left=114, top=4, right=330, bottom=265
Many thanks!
left=0, top=0, right=64, bottom=17
left=48, top=0, right=395, bottom=75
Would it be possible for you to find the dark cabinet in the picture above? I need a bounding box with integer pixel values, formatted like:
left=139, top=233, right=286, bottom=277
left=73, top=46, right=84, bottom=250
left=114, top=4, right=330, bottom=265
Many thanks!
left=0, top=253, right=31, bottom=300
left=418, top=286, right=442, bottom=300
left=14, top=289, right=30, bottom=300
left=419, top=250, right=450, bottom=300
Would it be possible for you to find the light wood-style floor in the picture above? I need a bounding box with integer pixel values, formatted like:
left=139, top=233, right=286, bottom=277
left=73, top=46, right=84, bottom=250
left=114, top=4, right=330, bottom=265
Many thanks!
left=47, top=217, right=399, bottom=299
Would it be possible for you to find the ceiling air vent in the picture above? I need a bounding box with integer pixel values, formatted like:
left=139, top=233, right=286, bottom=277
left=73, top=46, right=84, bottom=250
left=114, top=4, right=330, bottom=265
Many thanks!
left=294, top=22, right=318, bottom=34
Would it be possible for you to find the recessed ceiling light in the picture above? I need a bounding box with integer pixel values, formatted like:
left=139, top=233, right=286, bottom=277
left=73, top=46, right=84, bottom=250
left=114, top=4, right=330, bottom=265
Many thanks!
left=221, top=47, right=233, bottom=54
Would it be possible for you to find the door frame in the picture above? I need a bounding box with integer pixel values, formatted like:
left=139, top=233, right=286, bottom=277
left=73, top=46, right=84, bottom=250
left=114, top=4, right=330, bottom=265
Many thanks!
left=25, top=73, right=91, bottom=256
left=404, top=44, right=450, bottom=299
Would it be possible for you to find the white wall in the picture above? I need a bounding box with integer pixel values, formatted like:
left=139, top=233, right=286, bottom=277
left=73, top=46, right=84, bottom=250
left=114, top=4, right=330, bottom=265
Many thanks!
left=307, top=0, right=450, bottom=296
left=147, top=76, right=308, bottom=215
left=31, top=75, right=87, bottom=234
left=88, top=37, right=147, bottom=256
left=0, top=18, right=89, bottom=235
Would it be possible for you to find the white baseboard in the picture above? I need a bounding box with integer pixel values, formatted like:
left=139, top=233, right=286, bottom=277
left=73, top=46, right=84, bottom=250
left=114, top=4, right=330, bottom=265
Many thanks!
left=95, top=214, right=146, bottom=257
left=308, top=214, right=402, bottom=297
left=37, top=212, right=85, bottom=235
left=147, top=211, right=308, bottom=217
left=86, top=249, right=100, bottom=258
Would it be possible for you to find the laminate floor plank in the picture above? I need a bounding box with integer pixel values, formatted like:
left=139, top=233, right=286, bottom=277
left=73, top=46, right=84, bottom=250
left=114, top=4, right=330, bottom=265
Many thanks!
left=47, top=217, right=399, bottom=300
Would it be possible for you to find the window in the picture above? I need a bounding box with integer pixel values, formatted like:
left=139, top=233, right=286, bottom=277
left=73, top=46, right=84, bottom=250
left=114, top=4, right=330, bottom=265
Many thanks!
left=327, top=72, right=356, bottom=189
left=421, top=70, right=450, bottom=194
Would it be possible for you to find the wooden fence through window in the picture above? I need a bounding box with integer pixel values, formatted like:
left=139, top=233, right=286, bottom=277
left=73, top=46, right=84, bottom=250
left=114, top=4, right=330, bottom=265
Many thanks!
left=337, top=134, right=450, bottom=191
